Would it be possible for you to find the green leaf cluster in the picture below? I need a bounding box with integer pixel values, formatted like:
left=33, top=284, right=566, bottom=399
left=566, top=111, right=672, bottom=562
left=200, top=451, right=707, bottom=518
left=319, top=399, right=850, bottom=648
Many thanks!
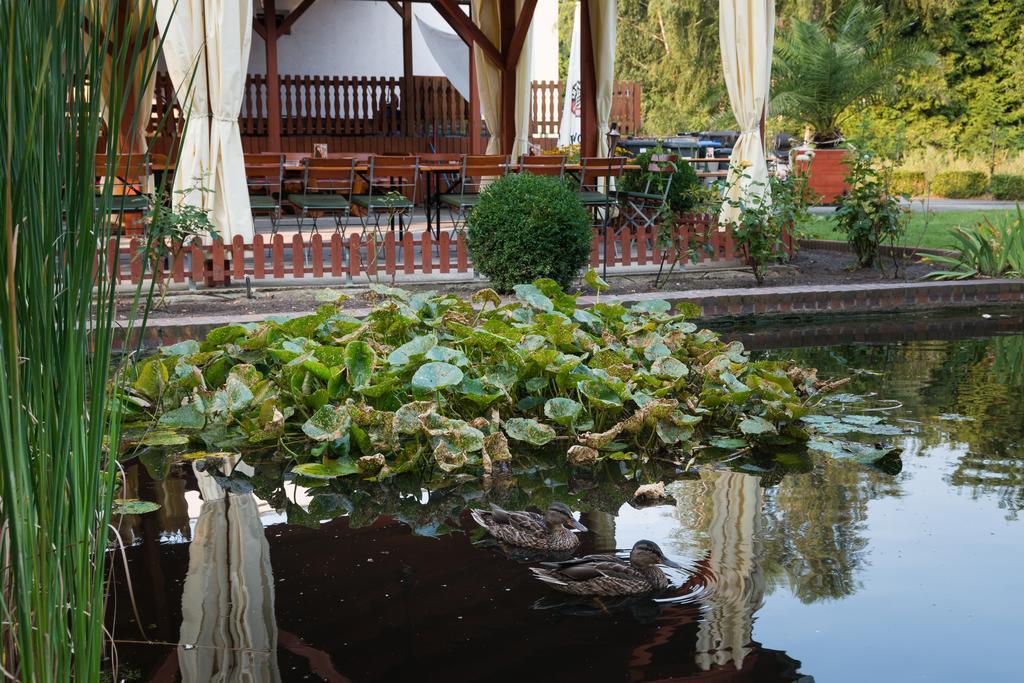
left=122, top=279, right=832, bottom=478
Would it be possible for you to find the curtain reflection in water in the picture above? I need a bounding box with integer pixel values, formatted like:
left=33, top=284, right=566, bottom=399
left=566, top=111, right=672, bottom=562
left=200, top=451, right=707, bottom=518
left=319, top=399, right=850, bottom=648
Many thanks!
left=178, top=460, right=280, bottom=682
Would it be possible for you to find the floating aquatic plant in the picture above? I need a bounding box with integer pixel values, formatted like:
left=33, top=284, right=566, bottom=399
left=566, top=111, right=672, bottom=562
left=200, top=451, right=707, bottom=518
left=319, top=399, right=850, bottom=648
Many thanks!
left=121, top=277, right=838, bottom=479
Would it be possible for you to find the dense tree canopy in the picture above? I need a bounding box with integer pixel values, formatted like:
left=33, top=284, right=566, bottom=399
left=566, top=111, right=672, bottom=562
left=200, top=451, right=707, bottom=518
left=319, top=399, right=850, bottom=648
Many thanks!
left=605, top=0, right=1024, bottom=152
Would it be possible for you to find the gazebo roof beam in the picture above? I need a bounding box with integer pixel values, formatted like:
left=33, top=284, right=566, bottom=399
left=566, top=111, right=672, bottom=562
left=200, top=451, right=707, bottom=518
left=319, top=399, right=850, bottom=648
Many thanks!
left=503, top=0, right=536, bottom=70
left=431, top=0, right=502, bottom=66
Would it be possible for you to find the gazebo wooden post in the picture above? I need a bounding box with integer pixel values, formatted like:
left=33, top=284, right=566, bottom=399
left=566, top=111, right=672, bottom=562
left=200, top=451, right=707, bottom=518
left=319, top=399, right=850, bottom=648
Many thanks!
left=263, top=0, right=282, bottom=151
left=402, top=2, right=414, bottom=136
left=579, top=0, right=597, bottom=157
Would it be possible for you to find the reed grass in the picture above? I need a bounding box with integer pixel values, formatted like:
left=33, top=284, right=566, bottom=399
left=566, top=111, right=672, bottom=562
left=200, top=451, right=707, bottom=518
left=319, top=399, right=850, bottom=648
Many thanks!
left=0, top=1, right=162, bottom=679
left=898, top=147, right=1024, bottom=177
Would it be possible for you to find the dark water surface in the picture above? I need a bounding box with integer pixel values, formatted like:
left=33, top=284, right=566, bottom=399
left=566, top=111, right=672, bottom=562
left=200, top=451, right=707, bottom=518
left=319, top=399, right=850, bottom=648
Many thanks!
left=108, top=312, right=1024, bottom=682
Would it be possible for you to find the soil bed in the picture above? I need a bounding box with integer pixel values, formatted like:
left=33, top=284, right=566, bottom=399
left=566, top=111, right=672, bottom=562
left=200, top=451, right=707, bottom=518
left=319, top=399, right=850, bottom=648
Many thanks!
left=124, top=249, right=940, bottom=321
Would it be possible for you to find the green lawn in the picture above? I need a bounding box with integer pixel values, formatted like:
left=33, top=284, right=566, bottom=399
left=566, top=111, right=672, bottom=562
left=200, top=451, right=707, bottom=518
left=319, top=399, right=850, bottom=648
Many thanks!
left=799, top=210, right=1014, bottom=250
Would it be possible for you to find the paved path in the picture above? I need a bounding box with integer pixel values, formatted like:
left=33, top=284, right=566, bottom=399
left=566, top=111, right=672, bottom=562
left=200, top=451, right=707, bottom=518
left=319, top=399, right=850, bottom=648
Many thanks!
left=811, top=198, right=1019, bottom=215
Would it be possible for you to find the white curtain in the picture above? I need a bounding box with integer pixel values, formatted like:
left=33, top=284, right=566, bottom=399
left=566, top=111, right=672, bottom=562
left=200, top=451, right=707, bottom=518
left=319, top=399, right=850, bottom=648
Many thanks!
left=471, top=0, right=503, bottom=154
left=512, top=0, right=534, bottom=159
left=587, top=0, right=616, bottom=156
left=719, top=0, right=775, bottom=224
left=472, top=0, right=535, bottom=158
left=205, top=0, right=255, bottom=240
left=154, top=0, right=254, bottom=240
left=417, top=16, right=471, bottom=101
left=153, top=0, right=210, bottom=209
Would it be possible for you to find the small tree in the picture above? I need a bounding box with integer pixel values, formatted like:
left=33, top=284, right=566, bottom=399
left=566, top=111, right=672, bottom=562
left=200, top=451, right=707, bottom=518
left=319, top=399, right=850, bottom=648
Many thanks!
left=833, top=146, right=909, bottom=269
left=719, top=167, right=810, bottom=285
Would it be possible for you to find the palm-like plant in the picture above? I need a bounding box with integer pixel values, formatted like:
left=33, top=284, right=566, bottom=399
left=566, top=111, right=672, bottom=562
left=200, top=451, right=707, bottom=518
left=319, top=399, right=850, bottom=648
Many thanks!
left=771, top=1, right=936, bottom=147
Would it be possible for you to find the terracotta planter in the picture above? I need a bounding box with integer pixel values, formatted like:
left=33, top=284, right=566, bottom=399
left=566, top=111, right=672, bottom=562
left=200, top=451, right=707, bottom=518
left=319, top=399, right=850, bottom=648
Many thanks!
left=795, top=148, right=850, bottom=205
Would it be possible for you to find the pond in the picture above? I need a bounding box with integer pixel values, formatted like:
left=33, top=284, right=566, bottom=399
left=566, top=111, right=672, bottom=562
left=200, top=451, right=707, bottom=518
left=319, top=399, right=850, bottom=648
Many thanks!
left=107, top=311, right=1023, bottom=682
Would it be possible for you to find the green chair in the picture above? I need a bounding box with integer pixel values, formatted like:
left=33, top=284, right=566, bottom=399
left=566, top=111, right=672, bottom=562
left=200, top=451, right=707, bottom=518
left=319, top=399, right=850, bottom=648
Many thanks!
left=288, top=157, right=358, bottom=234
left=352, top=155, right=419, bottom=240
left=440, top=154, right=509, bottom=235
left=245, top=152, right=285, bottom=233
left=94, top=153, right=153, bottom=218
left=578, top=156, right=627, bottom=276
left=619, top=153, right=677, bottom=233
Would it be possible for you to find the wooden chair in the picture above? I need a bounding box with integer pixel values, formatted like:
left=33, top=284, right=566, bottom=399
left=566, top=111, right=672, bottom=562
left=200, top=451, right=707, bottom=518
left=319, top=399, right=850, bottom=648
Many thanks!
left=94, top=153, right=153, bottom=217
left=518, top=154, right=565, bottom=178
left=352, top=155, right=420, bottom=240
left=618, top=154, right=678, bottom=234
left=578, top=156, right=627, bottom=275
left=440, top=154, right=509, bottom=234
left=288, top=157, right=358, bottom=233
left=244, top=153, right=285, bottom=233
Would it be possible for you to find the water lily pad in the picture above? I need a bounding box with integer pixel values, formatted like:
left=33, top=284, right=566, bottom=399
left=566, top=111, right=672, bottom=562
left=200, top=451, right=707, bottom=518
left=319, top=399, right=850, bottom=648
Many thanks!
left=544, top=397, right=582, bottom=427
left=739, top=416, right=777, bottom=436
left=504, top=418, right=557, bottom=446
left=140, top=430, right=190, bottom=446
left=709, top=437, right=748, bottom=450
left=411, top=361, right=464, bottom=391
left=160, top=340, right=200, bottom=356
left=808, top=438, right=900, bottom=466
left=650, top=357, right=688, bottom=379
left=302, top=405, right=351, bottom=441
left=630, top=299, right=671, bottom=316
left=425, top=345, right=469, bottom=366
left=292, top=458, right=358, bottom=479
left=584, top=268, right=610, bottom=293
left=113, top=499, right=161, bottom=515
left=387, top=334, right=438, bottom=365
left=512, top=284, right=554, bottom=312
left=158, top=401, right=206, bottom=430
left=345, top=341, right=376, bottom=389
left=577, top=379, right=623, bottom=408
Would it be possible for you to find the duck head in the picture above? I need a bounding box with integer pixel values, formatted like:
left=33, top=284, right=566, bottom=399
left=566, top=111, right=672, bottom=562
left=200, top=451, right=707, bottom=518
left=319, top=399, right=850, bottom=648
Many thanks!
left=544, top=502, right=588, bottom=532
left=629, top=540, right=682, bottom=569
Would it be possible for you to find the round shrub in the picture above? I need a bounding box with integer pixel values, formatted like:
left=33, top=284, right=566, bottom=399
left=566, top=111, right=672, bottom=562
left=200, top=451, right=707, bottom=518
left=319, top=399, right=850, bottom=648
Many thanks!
left=990, top=174, right=1024, bottom=201
left=931, top=170, right=988, bottom=198
left=467, top=173, right=591, bottom=292
left=618, top=147, right=703, bottom=214
left=891, top=170, right=926, bottom=196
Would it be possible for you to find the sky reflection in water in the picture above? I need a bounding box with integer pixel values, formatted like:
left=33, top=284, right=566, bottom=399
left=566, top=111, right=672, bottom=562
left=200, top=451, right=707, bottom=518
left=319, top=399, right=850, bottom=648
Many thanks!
left=109, top=324, right=1024, bottom=682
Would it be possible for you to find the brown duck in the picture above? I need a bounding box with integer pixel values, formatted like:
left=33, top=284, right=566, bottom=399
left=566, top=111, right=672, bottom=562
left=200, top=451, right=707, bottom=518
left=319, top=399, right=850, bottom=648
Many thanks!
left=530, top=539, right=682, bottom=596
left=471, top=502, right=587, bottom=551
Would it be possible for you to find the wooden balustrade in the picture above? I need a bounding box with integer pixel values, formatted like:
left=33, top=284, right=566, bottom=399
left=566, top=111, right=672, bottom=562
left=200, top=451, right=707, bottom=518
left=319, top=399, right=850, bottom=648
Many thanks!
left=149, top=72, right=641, bottom=146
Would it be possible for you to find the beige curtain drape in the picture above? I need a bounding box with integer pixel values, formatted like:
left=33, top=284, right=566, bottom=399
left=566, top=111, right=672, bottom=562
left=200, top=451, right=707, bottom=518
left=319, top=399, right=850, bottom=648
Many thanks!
left=205, top=0, right=254, bottom=239
left=153, top=0, right=209, bottom=209
left=718, top=0, right=775, bottom=224
left=472, top=0, right=534, bottom=158
left=587, top=0, right=616, bottom=156
left=178, top=461, right=280, bottom=682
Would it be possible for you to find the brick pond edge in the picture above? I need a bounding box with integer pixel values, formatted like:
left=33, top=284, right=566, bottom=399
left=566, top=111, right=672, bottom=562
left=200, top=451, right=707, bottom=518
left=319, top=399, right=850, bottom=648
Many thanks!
left=132, top=278, right=1024, bottom=330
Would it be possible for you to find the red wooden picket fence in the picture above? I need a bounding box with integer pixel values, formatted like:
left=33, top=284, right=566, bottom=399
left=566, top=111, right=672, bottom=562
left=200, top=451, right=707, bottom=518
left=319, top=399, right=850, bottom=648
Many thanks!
left=99, top=215, right=780, bottom=287
left=531, top=80, right=643, bottom=143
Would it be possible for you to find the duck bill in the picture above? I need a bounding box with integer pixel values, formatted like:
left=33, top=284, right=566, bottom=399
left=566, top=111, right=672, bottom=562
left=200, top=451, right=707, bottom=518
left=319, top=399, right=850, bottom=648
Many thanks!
left=660, top=557, right=683, bottom=569
left=569, top=518, right=588, bottom=532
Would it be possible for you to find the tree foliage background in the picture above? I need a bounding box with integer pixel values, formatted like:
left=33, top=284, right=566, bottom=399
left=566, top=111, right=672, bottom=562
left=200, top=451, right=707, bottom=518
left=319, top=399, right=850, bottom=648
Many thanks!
left=599, top=0, right=1024, bottom=152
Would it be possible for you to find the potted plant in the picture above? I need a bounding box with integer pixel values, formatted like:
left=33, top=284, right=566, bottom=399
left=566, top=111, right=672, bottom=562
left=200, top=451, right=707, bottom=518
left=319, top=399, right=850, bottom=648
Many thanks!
left=771, top=1, right=935, bottom=203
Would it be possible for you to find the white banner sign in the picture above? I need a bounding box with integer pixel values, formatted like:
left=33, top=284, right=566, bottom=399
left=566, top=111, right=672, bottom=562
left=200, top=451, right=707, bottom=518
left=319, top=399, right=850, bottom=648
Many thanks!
left=558, top=2, right=582, bottom=147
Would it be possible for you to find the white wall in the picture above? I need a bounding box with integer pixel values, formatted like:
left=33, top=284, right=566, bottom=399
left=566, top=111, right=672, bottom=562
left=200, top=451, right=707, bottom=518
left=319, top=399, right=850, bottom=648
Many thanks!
left=248, top=1, right=448, bottom=77
left=248, top=0, right=559, bottom=83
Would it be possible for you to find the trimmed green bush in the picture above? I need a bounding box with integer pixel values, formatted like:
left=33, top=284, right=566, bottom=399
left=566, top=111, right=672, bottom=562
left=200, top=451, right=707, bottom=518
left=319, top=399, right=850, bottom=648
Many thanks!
left=931, top=171, right=988, bottom=198
left=891, top=170, right=926, bottom=196
left=990, top=174, right=1024, bottom=201
left=618, top=146, right=703, bottom=214
left=467, top=173, right=592, bottom=292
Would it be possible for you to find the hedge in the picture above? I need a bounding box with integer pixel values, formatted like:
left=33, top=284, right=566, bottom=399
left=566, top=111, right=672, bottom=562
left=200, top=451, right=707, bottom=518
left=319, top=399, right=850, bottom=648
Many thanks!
left=931, top=171, right=988, bottom=199
left=990, top=174, right=1024, bottom=201
left=890, top=170, right=926, bottom=196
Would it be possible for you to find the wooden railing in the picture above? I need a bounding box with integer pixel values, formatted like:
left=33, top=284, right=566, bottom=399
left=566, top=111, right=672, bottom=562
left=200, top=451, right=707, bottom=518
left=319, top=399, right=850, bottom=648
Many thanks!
left=100, top=216, right=756, bottom=287
left=150, top=72, right=641, bottom=143
left=531, top=80, right=643, bottom=142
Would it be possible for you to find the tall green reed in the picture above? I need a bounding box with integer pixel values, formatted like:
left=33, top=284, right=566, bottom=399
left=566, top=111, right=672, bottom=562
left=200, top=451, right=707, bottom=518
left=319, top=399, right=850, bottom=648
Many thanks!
left=0, top=1, right=164, bottom=679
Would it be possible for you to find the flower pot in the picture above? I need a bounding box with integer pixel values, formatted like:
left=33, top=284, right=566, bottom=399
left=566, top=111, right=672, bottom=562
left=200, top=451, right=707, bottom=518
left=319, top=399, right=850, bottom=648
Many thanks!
left=794, top=148, right=850, bottom=205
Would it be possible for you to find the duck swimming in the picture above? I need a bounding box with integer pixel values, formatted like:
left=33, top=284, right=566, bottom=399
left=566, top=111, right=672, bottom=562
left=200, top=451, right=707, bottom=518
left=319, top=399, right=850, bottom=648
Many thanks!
left=470, top=502, right=587, bottom=551
left=530, top=539, right=682, bottom=596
